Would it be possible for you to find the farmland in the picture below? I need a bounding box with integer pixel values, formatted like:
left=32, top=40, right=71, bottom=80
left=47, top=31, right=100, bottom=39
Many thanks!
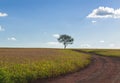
left=0, top=48, right=91, bottom=83
left=39, top=49, right=120, bottom=83
left=80, top=49, right=120, bottom=57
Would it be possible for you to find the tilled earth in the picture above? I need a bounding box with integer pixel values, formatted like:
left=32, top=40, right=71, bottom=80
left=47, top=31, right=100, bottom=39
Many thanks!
left=34, top=51, right=120, bottom=83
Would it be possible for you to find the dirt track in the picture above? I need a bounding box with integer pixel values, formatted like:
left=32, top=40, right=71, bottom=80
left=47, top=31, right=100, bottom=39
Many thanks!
left=34, top=51, right=120, bottom=83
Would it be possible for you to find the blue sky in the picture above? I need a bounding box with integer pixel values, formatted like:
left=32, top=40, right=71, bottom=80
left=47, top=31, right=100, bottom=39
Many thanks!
left=0, top=0, right=120, bottom=48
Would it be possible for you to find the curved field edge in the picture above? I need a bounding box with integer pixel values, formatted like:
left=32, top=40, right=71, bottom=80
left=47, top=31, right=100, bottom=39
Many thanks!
left=0, top=49, right=91, bottom=83
left=80, top=49, right=120, bottom=57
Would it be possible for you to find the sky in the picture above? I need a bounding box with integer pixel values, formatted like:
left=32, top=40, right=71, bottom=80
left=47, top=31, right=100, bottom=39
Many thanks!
left=0, top=0, right=120, bottom=48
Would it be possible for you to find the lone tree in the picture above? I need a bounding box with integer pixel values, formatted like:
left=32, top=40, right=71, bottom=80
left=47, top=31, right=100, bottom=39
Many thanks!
left=57, top=34, right=74, bottom=49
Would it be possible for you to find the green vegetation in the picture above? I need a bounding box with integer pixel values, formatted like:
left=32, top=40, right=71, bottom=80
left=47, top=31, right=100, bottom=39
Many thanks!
left=0, top=48, right=91, bottom=83
left=81, top=49, right=120, bottom=57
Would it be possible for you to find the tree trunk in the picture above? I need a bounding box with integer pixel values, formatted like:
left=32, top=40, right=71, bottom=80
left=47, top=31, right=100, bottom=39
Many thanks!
left=64, top=44, right=66, bottom=49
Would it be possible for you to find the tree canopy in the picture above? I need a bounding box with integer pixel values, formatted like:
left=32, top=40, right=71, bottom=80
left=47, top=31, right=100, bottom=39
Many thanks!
left=57, top=34, right=74, bottom=49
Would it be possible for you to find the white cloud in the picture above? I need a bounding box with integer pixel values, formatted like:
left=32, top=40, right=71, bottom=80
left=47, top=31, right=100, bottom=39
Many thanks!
left=99, top=40, right=105, bottom=43
left=53, top=34, right=60, bottom=38
left=0, top=26, right=5, bottom=31
left=87, top=6, right=120, bottom=18
left=80, top=44, right=91, bottom=48
left=47, top=42, right=60, bottom=45
left=0, top=12, right=8, bottom=17
left=8, top=37, right=17, bottom=41
left=91, top=20, right=97, bottom=23
left=109, top=44, right=115, bottom=47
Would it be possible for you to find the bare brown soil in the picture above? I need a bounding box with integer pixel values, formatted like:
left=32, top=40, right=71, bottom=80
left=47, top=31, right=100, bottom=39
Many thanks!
left=34, top=50, right=120, bottom=83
